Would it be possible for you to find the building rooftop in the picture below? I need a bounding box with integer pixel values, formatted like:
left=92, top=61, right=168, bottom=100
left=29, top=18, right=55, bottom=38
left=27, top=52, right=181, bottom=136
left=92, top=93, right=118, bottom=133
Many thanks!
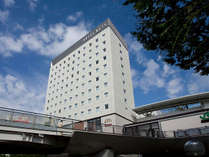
left=52, top=18, right=128, bottom=65
left=134, top=92, right=209, bottom=114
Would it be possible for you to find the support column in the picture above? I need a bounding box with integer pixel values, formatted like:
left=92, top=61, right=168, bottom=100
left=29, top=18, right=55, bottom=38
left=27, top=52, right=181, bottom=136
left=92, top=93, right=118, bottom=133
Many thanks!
left=94, top=149, right=114, bottom=157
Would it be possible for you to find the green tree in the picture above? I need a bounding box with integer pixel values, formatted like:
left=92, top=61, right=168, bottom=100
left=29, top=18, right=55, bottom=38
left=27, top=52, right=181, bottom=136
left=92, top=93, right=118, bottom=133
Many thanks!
left=123, top=0, right=209, bottom=75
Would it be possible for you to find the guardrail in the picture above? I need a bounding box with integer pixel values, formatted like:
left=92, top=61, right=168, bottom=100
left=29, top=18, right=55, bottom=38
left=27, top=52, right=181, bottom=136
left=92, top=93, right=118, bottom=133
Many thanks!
left=0, top=106, right=209, bottom=139
left=0, top=106, right=80, bottom=132
left=122, top=126, right=209, bottom=138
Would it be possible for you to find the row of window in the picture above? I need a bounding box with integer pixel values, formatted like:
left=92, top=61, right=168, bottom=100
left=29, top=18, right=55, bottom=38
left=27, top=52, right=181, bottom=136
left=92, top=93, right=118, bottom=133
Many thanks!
left=51, top=44, right=107, bottom=72
left=47, top=91, right=109, bottom=104
left=51, top=54, right=108, bottom=75
left=48, top=103, right=109, bottom=117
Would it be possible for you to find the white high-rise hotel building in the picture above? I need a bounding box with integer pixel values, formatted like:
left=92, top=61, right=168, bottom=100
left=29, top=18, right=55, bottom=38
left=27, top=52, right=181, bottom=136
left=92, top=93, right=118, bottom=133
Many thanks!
left=45, top=19, right=135, bottom=127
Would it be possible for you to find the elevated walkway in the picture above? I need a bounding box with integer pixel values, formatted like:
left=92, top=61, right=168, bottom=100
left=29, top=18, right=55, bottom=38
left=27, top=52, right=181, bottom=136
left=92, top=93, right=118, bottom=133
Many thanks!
left=0, top=107, right=209, bottom=156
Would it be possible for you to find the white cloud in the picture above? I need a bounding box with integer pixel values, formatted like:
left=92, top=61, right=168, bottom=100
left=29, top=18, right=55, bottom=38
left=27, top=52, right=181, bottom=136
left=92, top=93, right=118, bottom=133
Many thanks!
left=131, top=68, right=140, bottom=88
left=3, top=0, right=15, bottom=7
left=67, top=11, right=83, bottom=22
left=166, top=78, right=183, bottom=98
left=187, top=74, right=209, bottom=94
left=0, top=73, right=47, bottom=113
left=14, top=23, right=24, bottom=31
left=138, top=59, right=165, bottom=93
left=0, top=36, right=23, bottom=56
left=124, top=33, right=146, bottom=65
left=0, top=21, right=89, bottom=57
left=0, top=10, right=9, bottom=23
left=28, top=0, right=38, bottom=11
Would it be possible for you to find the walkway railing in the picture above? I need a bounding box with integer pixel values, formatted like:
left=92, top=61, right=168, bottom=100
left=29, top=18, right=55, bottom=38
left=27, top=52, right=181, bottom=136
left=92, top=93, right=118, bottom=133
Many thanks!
left=0, top=106, right=209, bottom=139
left=0, top=107, right=80, bottom=132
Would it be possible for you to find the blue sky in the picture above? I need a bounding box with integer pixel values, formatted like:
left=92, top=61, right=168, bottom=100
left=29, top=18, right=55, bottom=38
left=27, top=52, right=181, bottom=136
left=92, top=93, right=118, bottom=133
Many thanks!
left=0, top=0, right=208, bottom=113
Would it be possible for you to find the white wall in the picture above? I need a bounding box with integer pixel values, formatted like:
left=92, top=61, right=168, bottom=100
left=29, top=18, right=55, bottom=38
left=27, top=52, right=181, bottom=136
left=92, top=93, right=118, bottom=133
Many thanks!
left=160, top=113, right=209, bottom=131
left=110, top=28, right=135, bottom=121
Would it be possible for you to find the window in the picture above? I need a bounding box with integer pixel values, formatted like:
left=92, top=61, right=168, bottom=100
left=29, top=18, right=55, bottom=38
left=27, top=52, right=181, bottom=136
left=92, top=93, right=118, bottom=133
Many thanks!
left=89, top=49, right=92, bottom=52
left=76, top=86, right=78, bottom=89
left=123, top=80, right=125, bottom=84
left=89, top=43, right=92, bottom=46
left=89, top=64, right=92, bottom=67
left=75, top=94, right=78, bottom=98
left=75, top=103, right=78, bottom=108
left=123, top=89, right=126, bottom=93
left=96, top=60, right=99, bottom=64
left=103, top=64, right=107, bottom=68
left=102, top=33, right=105, bottom=36
left=119, top=43, right=121, bottom=47
left=82, top=60, right=85, bottom=63
left=103, top=41, right=106, bottom=44
left=72, top=60, right=75, bottom=64
left=82, top=75, right=85, bottom=78
left=68, top=115, right=71, bottom=118
left=120, top=50, right=122, bottom=54
left=96, top=106, right=100, bottom=112
left=83, top=46, right=86, bottom=50
left=96, top=38, right=98, bottom=42
left=103, top=56, right=106, bottom=60
left=96, top=68, right=99, bottom=72
left=77, top=71, right=79, bottom=74
left=59, top=109, right=61, bottom=113
left=73, top=54, right=75, bottom=58
left=105, top=104, right=109, bottom=110
left=88, top=80, right=92, bottom=83
left=96, top=85, right=99, bottom=91
left=83, top=53, right=86, bottom=56
left=88, top=98, right=91, bottom=103
left=88, top=109, right=92, bottom=114
left=96, top=95, right=99, bottom=100
left=88, top=89, right=92, bottom=92
left=74, top=113, right=77, bottom=118
left=81, top=92, right=84, bottom=96
left=71, top=74, right=74, bottom=78
left=124, top=98, right=127, bottom=102
left=81, top=111, right=84, bottom=115
left=121, top=64, right=124, bottom=68
left=89, top=72, right=91, bottom=76
left=120, top=57, right=123, bottom=61
left=104, top=92, right=108, bottom=97
left=89, top=56, right=92, bottom=60
left=81, top=83, right=85, bottom=86
left=103, top=48, right=106, bottom=52
left=82, top=67, right=85, bottom=70
left=78, top=50, right=80, bottom=54
left=122, top=72, right=125, bottom=76
left=81, top=101, right=84, bottom=105
left=77, top=64, right=80, bottom=67
left=69, top=97, right=72, bottom=101
left=104, top=72, right=107, bottom=76
left=69, top=105, right=72, bottom=109
left=96, top=77, right=99, bottom=81
left=96, top=52, right=99, bottom=56
left=67, top=63, right=70, bottom=67
left=66, top=84, right=68, bottom=87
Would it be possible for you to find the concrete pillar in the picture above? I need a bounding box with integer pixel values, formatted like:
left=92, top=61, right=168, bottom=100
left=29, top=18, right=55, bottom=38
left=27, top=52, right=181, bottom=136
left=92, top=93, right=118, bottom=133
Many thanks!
left=94, top=149, right=114, bottom=157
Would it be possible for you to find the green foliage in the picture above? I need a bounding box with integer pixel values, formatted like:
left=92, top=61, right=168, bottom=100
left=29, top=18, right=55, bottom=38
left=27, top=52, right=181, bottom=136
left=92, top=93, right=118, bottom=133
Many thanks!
left=124, top=0, right=209, bottom=75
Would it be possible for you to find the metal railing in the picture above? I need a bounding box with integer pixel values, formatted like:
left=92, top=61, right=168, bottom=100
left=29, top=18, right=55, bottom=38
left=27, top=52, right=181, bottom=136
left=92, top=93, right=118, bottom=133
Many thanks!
left=122, top=126, right=209, bottom=138
left=0, top=106, right=209, bottom=139
left=0, top=106, right=80, bottom=132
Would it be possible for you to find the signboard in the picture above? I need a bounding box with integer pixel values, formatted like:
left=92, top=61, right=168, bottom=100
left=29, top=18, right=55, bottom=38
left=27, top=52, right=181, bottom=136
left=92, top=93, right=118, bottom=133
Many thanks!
left=104, top=118, right=112, bottom=127
left=200, top=112, right=209, bottom=123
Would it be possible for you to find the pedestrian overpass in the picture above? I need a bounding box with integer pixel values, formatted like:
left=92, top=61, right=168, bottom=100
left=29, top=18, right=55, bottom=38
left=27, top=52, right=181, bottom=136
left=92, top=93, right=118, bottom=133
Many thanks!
left=0, top=107, right=209, bottom=157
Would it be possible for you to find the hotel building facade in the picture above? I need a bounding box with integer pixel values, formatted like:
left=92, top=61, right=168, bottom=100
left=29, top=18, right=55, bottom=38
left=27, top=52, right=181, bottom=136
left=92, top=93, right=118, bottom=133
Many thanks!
left=45, top=19, right=135, bottom=129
